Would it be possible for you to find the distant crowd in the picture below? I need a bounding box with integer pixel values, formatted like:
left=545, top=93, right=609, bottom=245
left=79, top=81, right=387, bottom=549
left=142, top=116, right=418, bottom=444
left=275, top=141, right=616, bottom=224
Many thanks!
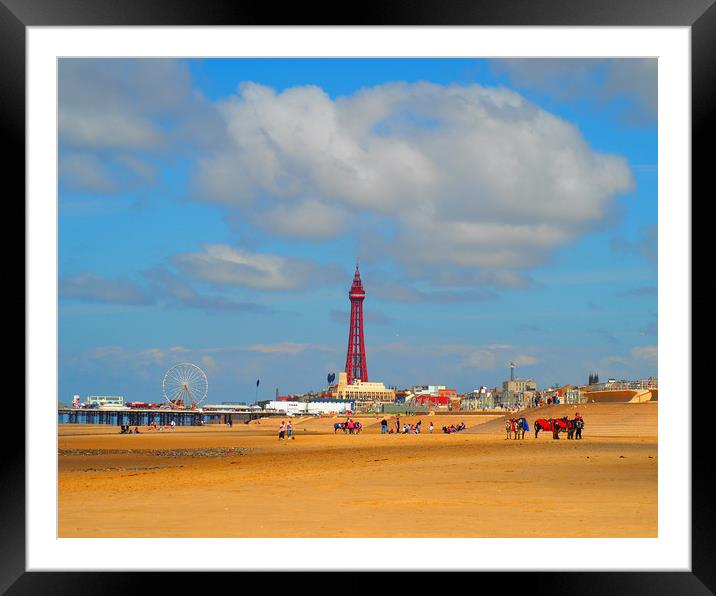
left=119, top=420, right=178, bottom=434
left=441, top=422, right=466, bottom=434
left=380, top=417, right=429, bottom=434
left=532, top=395, right=561, bottom=407
left=334, top=416, right=468, bottom=435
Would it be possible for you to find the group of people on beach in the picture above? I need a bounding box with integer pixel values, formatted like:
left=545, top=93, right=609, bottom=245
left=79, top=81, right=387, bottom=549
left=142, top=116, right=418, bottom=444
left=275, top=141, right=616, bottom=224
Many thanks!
left=340, top=416, right=468, bottom=435
left=394, top=419, right=423, bottom=434
left=531, top=395, right=561, bottom=407
left=143, top=420, right=176, bottom=431
left=278, top=420, right=295, bottom=440
left=120, top=420, right=179, bottom=434
left=442, top=422, right=466, bottom=434
left=119, top=425, right=141, bottom=434
left=381, top=417, right=437, bottom=435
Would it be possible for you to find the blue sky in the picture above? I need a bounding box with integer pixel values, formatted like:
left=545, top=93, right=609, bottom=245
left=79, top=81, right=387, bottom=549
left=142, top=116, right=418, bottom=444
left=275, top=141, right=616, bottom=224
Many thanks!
left=58, top=58, right=657, bottom=403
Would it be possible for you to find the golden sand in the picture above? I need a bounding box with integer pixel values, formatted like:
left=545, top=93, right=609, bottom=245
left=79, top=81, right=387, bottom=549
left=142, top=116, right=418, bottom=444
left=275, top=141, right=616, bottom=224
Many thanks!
left=58, top=405, right=657, bottom=537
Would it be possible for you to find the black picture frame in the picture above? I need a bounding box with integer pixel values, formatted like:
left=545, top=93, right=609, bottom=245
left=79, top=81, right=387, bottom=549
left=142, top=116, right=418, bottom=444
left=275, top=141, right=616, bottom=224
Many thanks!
left=7, top=0, right=706, bottom=590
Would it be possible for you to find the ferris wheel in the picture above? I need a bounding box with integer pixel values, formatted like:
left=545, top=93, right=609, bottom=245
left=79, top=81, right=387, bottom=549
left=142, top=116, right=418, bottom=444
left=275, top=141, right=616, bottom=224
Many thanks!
left=162, top=363, right=208, bottom=409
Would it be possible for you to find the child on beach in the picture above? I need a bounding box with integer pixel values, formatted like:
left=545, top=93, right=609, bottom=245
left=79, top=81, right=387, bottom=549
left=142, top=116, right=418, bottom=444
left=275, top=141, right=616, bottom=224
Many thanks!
left=278, top=421, right=286, bottom=440
left=287, top=421, right=293, bottom=439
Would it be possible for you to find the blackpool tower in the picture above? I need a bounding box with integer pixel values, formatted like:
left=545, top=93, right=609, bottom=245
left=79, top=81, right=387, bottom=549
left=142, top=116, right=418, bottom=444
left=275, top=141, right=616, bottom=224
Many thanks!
left=345, top=263, right=368, bottom=384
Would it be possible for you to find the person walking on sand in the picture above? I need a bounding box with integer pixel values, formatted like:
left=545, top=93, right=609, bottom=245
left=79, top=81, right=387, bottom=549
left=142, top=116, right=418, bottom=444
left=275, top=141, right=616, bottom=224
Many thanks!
left=575, top=413, right=584, bottom=440
left=429, top=421, right=434, bottom=434
left=278, top=421, right=286, bottom=441
left=381, top=418, right=388, bottom=434
left=287, top=420, right=293, bottom=440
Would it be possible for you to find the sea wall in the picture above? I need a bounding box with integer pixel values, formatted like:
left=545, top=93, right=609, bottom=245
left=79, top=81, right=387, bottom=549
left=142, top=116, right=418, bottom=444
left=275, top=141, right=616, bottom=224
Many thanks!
left=583, top=389, right=654, bottom=403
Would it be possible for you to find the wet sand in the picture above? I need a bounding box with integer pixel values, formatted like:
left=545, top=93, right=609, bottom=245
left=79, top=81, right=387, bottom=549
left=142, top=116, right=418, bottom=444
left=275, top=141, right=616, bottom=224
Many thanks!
left=58, top=407, right=657, bottom=537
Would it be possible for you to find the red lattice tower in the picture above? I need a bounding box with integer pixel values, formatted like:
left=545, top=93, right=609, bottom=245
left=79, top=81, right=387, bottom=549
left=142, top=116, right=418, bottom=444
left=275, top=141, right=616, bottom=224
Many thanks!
left=345, top=263, right=368, bottom=384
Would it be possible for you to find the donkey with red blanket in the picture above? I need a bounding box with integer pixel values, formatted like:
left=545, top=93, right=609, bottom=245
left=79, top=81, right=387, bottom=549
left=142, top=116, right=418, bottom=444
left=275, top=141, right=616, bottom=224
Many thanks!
left=534, top=417, right=572, bottom=439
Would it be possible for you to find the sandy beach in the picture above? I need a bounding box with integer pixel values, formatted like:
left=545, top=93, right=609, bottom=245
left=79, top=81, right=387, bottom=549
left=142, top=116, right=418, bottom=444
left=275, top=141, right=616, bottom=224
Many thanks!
left=58, top=404, right=657, bottom=538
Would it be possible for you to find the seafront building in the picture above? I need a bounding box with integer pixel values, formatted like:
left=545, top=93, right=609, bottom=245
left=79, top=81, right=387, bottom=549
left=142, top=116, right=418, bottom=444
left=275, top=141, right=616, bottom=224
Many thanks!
left=86, top=395, right=125, bottom=407
left=409, top=385, right=458, bottom=409
left=461, top=387, right=496, bottom=410
left=502, top=378, right=537, bottom=394
left=265, top=399, right=354, bottom=416
left=329, top=371, right=395, bottom=411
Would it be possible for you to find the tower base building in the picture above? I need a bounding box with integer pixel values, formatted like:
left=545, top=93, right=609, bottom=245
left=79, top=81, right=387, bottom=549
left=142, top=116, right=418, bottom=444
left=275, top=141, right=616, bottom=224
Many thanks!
left=330, top=372, right=395, bottom=411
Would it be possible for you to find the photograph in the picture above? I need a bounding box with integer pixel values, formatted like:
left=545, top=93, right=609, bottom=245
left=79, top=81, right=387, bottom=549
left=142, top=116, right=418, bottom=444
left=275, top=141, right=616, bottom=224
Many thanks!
left=56, top=56, right=659, bottom=539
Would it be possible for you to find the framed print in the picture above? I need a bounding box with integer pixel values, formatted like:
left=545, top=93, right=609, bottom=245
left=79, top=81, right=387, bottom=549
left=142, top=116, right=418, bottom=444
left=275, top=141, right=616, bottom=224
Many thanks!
left=9, top=0, right=708, bottom=590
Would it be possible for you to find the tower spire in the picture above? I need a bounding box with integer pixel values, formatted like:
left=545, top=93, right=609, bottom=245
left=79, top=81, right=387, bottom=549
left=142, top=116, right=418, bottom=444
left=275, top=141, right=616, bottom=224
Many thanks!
left=345, top=261, right=368, bottom=384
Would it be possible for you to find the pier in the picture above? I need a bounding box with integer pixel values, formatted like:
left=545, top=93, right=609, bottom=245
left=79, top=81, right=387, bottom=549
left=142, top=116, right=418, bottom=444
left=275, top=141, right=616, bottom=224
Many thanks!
left=58, top=407, right=283, bottom=426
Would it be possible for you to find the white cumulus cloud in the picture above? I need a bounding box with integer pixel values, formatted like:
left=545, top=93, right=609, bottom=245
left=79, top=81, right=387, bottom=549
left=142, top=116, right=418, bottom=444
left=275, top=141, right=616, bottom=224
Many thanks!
left=192, top=81, right=633, bottom=279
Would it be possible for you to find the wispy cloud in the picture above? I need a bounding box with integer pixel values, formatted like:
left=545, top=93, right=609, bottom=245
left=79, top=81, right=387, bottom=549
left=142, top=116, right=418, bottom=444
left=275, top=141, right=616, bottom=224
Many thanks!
left=513, top=354, right=539, bottom=366
left=611, top=224, right=657, bottom=267
left=492, top=58, right=657, bottom=124
left=60, top=272, right=153, bottom=305
left=631, top=345, right=657, bottom=361
left=591, top=328, right=620, bottom=345
left=369, top=279, right=498, bottom=304
left=173, top=244, right=341, bottom=291
left=372, top=342, right=537, bottom=373
left=144, top=266, right=268, bottom=314
left=245, top=342, right=336, bottom=356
